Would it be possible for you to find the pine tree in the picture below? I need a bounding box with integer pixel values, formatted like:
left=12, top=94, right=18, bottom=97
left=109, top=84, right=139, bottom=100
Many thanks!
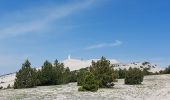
left=118, top=68, right=127, bottom=79
left=90, top=57, right=118, bottom=88
left=78, top=72, right=99, bottom=92
left=36, top=69, right=42, bottom=86
left=40, top=60, right=54, bottom=85
left=77, top=68, right=89, bottom=86
left=125, top=67, right=144, bottom=85
left=60, top=67, right=70, bottom=84
left=53, top=59, right=65, bottom=84
left=70, top=70, right=78, bottom=82
left=14, top=60, right=37, bottom=89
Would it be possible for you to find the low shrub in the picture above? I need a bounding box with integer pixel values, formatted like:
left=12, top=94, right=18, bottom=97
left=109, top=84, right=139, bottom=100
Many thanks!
left=7, top=84, right=11, bottom=89
left=125, top=68, right=144, bottom=85
left=78, top=72, right=99, bottom=92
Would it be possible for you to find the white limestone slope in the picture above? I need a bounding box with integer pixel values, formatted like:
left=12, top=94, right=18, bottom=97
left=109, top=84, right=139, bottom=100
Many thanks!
left=0, top=73, right=16, bottom=88
left=62, top=58, right=119, bottom=71
left=0, top=74, right=170, bottom=100
left=116, top=62, right=163, bottom=73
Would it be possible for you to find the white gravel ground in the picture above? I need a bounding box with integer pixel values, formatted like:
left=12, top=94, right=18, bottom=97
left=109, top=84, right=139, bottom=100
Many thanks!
left=0, top=74, right=170, bottom=100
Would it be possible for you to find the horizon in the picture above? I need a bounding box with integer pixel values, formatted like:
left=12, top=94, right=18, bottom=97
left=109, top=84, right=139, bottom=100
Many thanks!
left=0, top=55, right=166, bottom=75
left=0, top=0, right=170, bottom=74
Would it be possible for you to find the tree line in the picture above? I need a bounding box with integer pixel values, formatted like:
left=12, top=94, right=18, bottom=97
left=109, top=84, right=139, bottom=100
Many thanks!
left=159, top=66, right=170, bottom=74
left=14, top=59, right=76, bottom=89
left=13, top=57, right=144, bottom=91
left=14, top=57, right=170, bottom=92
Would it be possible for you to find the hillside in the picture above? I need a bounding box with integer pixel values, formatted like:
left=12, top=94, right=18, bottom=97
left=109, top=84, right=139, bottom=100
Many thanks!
left=0, top=58, right=162, bottom=88
left=62, top=57, right=119, bottom=71
left=0, top=74, right=170, bottom=100
left=114, top=62, right=162, bottom=73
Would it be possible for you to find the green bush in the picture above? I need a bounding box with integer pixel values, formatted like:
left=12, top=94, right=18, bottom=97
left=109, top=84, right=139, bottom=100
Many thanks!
left=69, top=70, right=78, bottom=82
left=118, top=68, right=127, bottom=79
left=90, top=57, right=118, bottom=88
left=77, top=68, right=89, bottom=86
left=78, top=86, right=86, bottom=91
left=125, top=68, right=144, bottom=85
left=79, top=72, right=99, bottom=92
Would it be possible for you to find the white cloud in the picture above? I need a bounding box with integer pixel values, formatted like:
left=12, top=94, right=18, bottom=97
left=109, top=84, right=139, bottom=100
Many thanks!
left=86, top=40, right=122, bottom=50
left=0, top=0, right=96, bottom=38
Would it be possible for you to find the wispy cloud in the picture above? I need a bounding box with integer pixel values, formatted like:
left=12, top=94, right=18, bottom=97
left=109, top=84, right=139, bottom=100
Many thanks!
left=85, top=40, right=122, bottom=50
left=0, top=0, right=96, bottom=38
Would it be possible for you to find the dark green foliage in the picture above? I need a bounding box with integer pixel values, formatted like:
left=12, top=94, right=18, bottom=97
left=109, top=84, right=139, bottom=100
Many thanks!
left=36, top=70, right=42, bottom=86
left=15, top=59, right=73, bottom=88
left=77, top=68, right=89, bottom=86
left=69, top=70, right=78, bottom=82
left=118, top=68, right=127, bottom=79
left=79, top=72, right=99, bottom=92
left=40, top=60, right=54, bottom=85
left=14, top=60, right=37, bottom=89
left=160, top=66, right=170, bottom=74
left=125, top=68, right=144, bottom=85
left=53, top=60, right=65, bottom=84
left=38, top=60, right=71, bottom=86
left=62, top=67, right=71, bottom=84
left=52, top=60, right=65, bottom=85
left=0, top=86, right=3, bottom=89
left=90, top=57, right=118, bottom=88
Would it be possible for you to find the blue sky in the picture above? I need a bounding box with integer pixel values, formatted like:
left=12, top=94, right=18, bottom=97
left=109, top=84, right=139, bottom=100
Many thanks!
left=0, top=0, right=170, bottom=74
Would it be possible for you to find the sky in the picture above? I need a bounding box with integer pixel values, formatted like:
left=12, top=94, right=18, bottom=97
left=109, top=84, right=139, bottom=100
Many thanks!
left=0, top=0, right=170, bottom=74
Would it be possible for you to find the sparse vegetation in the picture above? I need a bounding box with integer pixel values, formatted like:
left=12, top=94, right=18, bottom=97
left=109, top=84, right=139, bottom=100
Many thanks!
left=160, top=66, right=170, bottom=74
left=78, top=72, right=99, bottom=92
left=1, top=74, right=170, bottom=100
left=12, top=56, right=164, bottom=93
left=125, top=68, right=144, bottom=85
